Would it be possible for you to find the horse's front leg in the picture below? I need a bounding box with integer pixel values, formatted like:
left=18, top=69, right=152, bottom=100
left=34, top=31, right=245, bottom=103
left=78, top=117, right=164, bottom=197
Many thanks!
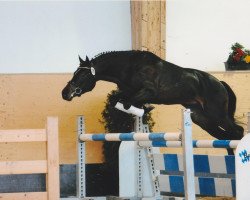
left=108, top=89, right=131, bottom=107
left=127, top=86, right=155, bottom=102
left=115, top=88, right=155, bottom=116
left=129, top=88, right=156, bottom=112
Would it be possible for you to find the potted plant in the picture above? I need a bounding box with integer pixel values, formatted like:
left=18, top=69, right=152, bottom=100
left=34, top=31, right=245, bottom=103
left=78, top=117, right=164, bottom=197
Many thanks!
left=225, top=42, right=250, bottom=70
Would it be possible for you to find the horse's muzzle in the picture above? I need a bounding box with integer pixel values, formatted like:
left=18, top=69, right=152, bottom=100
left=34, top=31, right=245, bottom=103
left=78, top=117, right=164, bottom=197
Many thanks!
left=62, top=86, right=73, bottom=101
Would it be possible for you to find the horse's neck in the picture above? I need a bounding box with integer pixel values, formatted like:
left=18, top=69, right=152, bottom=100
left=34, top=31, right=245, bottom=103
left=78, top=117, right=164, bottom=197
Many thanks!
left=94, top=55, right=127, bottom=84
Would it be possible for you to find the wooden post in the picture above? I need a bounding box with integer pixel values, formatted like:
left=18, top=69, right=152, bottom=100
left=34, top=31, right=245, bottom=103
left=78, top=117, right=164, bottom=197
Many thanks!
left=147, top=1, right=161, bottom=56
left=247, top=112, right=250, bottom=133
left=46, top=117, right=60, bottom=200
left=131, top=1, right=142, bottom=50
left=130, top=0, right=166, bottom=59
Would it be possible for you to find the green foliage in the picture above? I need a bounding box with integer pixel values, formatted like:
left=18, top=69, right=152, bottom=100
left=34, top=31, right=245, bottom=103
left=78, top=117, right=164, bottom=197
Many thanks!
left=100, top=89, right=155, bottom=133
left=231, top=42, right=244, bottom=51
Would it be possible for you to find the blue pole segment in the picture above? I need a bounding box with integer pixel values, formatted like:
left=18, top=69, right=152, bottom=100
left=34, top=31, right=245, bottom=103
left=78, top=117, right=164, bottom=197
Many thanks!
left=213, top=140, right=231, bottom=148
left=119, top=133, right=135, bottom=141
left=149, top=133, right=165, bottom=141
left=92, top=134, right=106, bottom=141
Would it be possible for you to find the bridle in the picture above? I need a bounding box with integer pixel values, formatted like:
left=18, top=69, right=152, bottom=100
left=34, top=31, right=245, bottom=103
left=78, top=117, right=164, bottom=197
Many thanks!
left=68, top=81, right=83, bottom=97
left=78, top=66, right=96, bottom=76
left=68, top=66, right=96, bottom=97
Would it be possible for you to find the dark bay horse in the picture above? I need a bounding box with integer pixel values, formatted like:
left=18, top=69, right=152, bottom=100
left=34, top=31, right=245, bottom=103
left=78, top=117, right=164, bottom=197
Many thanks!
left=62, top=51, right=244, bottom=153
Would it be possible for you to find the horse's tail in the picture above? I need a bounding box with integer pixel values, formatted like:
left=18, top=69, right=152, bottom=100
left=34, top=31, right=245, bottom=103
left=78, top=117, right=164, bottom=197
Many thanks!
left=220, top=81, right=236, bottom=121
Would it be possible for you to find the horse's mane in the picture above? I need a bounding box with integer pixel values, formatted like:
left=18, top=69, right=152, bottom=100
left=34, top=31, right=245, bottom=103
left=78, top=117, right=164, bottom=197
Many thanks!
left=93, top=51, right=116, bottom=59
left=92, top=50, right=139, bottom=62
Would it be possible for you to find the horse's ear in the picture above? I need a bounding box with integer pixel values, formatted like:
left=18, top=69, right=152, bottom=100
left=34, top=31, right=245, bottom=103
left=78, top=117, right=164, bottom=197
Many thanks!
left=85, top=56, right=90, bottom=63
left=79, top=55, right=84, bottom=63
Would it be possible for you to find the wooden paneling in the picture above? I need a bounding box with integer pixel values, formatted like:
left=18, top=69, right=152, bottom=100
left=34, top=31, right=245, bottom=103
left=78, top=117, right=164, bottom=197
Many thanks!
left=131, top=1, right=166, bottom=59
left=0, top=192, right=47, bottom=200
left=0, top=74, right=116, bottom=164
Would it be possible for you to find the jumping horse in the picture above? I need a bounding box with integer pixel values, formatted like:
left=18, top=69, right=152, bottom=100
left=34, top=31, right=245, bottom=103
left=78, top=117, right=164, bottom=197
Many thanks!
left=62, top=51, right=244, bottom=154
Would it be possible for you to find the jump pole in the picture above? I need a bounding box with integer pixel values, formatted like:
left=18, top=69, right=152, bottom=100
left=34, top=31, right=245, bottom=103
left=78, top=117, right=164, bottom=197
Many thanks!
left=79, top=132, right=181, bottom=142
left=140, top=140, right=239, bottom=148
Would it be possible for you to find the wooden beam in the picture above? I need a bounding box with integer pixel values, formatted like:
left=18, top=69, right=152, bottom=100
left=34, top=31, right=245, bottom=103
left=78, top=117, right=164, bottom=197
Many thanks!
left=161, top=1, right=166, bottom=59
left=130, top=0, right=166, bottom=58
left=0, top=160, right=47, bottom=175
left=0, top=192, right=47, bottom=200
left=0, top=129, right=46, bottom=143
left=46, top=117, right=60, bottom=200
left=130, top=1, right=142, bottom=50
left=147, top=1, right=161, bottom=57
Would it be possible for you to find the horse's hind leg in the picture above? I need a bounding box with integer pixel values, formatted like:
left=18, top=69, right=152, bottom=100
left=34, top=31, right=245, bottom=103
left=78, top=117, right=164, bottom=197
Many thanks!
left=204, top=97, right=244, bottom=140
left=205, top=115, right=243, bottom=155
left=218, top=117, right=244, bottom=140
left=190, top=108, right=236, bottom=155
left=191, top=108, right=232, bottom=139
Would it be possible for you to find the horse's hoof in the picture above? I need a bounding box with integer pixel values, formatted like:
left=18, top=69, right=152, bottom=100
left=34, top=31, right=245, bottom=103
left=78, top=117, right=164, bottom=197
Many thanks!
left=143, top=104, right=155, bottom=114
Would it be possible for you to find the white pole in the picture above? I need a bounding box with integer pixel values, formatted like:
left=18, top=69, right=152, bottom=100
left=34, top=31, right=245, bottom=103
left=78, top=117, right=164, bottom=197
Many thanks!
left=236, top=133, right=250, bottom=200
left=182, top=109, right=195, bottom=200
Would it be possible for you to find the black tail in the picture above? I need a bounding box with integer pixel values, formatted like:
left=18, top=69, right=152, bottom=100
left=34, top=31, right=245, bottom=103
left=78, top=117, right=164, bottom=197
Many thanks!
left=220, top=81, right=237, bottom=121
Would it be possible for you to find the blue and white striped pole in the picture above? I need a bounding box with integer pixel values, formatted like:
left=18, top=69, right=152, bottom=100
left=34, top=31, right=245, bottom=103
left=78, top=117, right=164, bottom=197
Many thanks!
left=140, top=140, right=239, bottom=148
left=79, top=132, right=181, bottom=142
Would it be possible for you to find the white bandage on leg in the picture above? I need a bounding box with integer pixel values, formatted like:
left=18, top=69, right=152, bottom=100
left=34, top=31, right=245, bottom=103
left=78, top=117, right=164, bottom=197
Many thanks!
left=114, top=102, right=144, bottom=117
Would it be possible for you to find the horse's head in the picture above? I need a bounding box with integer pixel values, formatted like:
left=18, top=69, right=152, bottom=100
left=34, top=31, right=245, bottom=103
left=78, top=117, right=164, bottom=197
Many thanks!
left=62, top=56, right=96, bottom=101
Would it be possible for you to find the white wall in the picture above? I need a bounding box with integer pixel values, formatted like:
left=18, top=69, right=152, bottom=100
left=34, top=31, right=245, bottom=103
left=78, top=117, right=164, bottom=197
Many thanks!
left=166, top=0, right=250, bottom=71
left=0, top=1, right=131, bottom=73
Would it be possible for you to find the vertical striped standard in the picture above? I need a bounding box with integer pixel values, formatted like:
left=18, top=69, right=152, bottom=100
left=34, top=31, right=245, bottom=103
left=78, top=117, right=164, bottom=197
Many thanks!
left=159, top=175, right=235, bottom=197
left=153, top=154, right=235, bottom=174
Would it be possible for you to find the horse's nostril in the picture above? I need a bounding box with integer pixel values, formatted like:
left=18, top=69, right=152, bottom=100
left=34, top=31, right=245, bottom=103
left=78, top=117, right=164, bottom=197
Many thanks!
left=62, top=92, right=68, bottom=100
left=62, top=94, right=66, bottom=99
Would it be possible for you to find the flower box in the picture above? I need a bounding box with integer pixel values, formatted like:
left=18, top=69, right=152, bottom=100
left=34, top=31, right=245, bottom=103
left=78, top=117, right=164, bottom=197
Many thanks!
left=225, top=43, right=250, bottom=70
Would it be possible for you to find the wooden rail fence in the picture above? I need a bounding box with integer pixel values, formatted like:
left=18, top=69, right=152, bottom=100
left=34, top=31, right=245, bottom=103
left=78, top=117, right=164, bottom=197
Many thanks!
left=0, top=117, right=59, bottom=200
